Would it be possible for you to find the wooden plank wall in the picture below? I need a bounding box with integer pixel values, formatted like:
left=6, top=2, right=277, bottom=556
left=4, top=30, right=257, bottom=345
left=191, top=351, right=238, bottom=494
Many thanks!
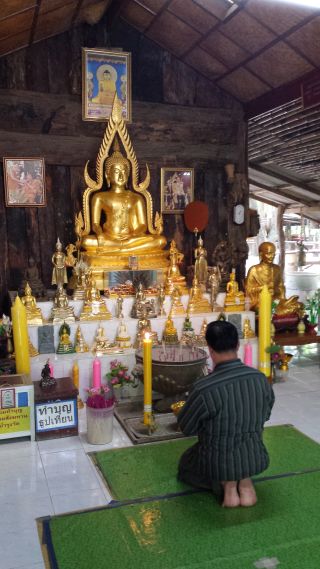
left=0, top=17, right=247, bottom=309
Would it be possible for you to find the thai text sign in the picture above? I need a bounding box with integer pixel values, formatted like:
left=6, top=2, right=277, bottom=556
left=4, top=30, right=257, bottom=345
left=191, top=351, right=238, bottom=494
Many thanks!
left=35, top=399, right=77, bottom=432
left=0, top=407, right=30, bottom=434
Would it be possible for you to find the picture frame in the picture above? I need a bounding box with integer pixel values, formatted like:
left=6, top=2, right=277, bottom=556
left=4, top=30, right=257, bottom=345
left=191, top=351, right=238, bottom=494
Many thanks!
left=3, top=157, right=46, bottom=207
left=82, top=48, right=132, bottom=122
left=161, top=168, right=194, bottom=214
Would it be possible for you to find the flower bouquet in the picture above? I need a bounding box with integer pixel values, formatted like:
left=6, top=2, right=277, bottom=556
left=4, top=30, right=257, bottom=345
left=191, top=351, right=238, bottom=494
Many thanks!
left=106, top=360, right=138, bottom=397
left=266, top=343, right=293, bottom=382
left=85, top=384, right=115, bottom=409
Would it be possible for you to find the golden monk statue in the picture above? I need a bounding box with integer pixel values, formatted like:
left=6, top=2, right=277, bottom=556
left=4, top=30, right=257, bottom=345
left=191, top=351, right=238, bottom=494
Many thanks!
left=80, top=96, right=168, bottom=287
left=21, top=283, right=43, bottom=325
left=187, top=277, right=212, bottom=314
left=246, top=242, right=302, bottom=315
left=224, top=270, right=245, bottom=312
left=165, top=240, right=187, bottom=295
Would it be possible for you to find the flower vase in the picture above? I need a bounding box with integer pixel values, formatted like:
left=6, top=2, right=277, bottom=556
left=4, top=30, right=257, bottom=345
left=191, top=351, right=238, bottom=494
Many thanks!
left=86, top=405, right=114, bottom=445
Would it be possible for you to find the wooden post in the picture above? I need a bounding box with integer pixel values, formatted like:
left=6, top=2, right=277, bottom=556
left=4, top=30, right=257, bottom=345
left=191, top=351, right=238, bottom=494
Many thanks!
left=277, top=205, right=286, bottom=276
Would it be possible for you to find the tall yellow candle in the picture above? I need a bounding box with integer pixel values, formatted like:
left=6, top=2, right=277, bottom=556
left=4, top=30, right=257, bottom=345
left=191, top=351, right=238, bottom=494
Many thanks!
left=11, top=296, right=30, bottom=375
left=143, top=332, right=152, bottom=426
left=258, top=285, right=271, bottom=379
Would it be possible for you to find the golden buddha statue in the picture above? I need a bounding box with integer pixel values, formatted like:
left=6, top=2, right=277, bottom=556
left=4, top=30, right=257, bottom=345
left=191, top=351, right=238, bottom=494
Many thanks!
left=74, top=325, right=89, bottom=353
left=21, top=283, right=44, bottom=325
left=80, top=96, right=168, bottom=287
left=170, top=286, right=186, bottom=316
left=195, top=318, right=208, bottom=347
left=224, top=269, right=245, bottom=312
left=50, top=285, right=76, bottom=324
left=157, top=283, right=166, bottom=316
left=115, top=319, right=132, bottom=349
left=80, top=274, right=112, bottom=320
left=246, top=242, right=303, bottom=316
left=92, top=323, right=117, bottom=355
left=243, top=318, right=255, bottom=339
left=194, top=236, right=208, bottom=288
left=134, top=307, right=159, bottom=349
left=187, top=277, right=212, bottom=314
left=51, top=238, right=68, bottom=288
left=162, top=313, right=179, bottom=344
left=164, top=240, right=187, bottom=295
left=57, top=324, right=75, bottom=354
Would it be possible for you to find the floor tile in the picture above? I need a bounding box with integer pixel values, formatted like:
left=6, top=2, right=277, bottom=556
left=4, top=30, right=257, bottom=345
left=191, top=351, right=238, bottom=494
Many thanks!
left=51, top=487, right=108, bottom=515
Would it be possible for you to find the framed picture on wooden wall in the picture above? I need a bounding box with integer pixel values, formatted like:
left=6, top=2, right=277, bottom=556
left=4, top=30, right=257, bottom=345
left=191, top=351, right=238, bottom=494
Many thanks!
left=82, top=48, right=132, bottom=122
left=3, top=158, right=46, bottom=207
left=161, top=168, right=194, bottom=214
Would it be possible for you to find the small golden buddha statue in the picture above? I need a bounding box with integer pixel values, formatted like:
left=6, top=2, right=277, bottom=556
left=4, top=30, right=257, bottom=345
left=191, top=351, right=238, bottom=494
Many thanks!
left=208, top=266, right=222, bottom=310
left=57, top=324, right=75, bottom=354
left=50, top=285, right=76, bottom=324
left=80, top=274, right=112, bottom=320
left=162, top=313, right=179, bottom=344
left=131, top=284, right=156, bottom=319
left=92, top=323, right=116, bottom=355
left=170, top=286, right=186, bottom=316
left=115, top=319, right=132, bottom=349
left=224, top=269, right=245, bottom=312
left=195, top=318, right=208, bottom=347
left=134, top=307, right=159, bottom=349
left=243, top=318, right=255, bottom=339
left=72, top=259, right=89, bottom=300
left=164, top=240, right=187, bottom=295
left=157, top=284, right=166, bottom=316
left=74, top=325, right=89, bottom=353
left=180, top=313, right=195, bottom=345
left=21, top=283, right=44, bottom=325
left=51, top=238, right=68, bottom=289
left=187, top=277, right=212, bottom=314
left=194, top=236, right=208, bottom=288
left=80, top=97, right=168, bottom=286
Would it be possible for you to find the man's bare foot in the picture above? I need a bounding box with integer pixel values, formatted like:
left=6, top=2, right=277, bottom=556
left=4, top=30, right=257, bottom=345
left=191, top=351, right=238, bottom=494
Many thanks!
left=238, top=478, right=257, bottom=507
left=222, top=481, right=240, bottom=508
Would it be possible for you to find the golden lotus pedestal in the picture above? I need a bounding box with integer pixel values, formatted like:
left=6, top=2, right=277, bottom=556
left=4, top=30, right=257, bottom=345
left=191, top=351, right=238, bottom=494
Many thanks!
left=83, top=249, right=169, bottom=290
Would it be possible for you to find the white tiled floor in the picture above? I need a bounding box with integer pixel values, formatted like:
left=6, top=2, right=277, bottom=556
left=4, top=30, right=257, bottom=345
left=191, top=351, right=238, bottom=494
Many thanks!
left=0, top=344, right=319, bottom=569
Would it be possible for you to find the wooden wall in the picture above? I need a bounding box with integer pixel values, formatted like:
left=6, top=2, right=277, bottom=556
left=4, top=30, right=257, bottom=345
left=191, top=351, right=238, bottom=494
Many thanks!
left=0, top=15, right=247, bottom=309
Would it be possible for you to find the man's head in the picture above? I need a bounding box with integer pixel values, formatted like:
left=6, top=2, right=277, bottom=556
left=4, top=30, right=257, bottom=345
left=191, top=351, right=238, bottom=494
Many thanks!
left=205, top=321, right=239, bottom=363
left=259, top=242, right=276, bottom=264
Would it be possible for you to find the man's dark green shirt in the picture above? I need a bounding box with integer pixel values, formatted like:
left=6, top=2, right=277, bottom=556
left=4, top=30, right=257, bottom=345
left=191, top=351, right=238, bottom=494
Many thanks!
left=177, top=359, right=275, bottom=482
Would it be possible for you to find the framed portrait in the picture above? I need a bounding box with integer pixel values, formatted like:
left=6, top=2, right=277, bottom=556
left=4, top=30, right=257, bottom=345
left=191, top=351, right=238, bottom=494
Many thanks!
left=161, top=168, right=194, bottom=214
left=82, top=48, right=132, bottom=122
left=3, top=157, right=46, bottom=207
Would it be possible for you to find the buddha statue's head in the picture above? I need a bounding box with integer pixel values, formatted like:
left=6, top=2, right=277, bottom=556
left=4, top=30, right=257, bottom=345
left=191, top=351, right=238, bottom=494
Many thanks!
left=259, top=242, right=276, bottom=265
left=25, top=282, right=32, bottom=297
left=105, top=144, right=130, bottom=189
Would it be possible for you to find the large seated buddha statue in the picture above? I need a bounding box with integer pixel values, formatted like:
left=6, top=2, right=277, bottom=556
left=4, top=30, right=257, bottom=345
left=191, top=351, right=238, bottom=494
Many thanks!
left=80, top=95, right=168, bottom=287
left=246, top=242, right=303, bottom=316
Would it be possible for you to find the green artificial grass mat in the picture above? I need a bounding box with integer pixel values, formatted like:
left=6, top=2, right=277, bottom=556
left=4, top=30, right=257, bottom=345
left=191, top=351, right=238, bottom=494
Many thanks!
left=92, top=425, right=320, bottom=501
left=46, top=471, right=320, bottom=569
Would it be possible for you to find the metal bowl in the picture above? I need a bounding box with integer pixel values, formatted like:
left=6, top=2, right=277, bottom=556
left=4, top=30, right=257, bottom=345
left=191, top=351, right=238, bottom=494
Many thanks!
left=135, top=345, right=208, bottom=397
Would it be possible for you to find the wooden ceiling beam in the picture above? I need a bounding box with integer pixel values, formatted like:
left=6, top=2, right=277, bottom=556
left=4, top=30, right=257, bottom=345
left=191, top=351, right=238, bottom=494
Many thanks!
left=249, top=162, right=320, bottom=197
left=248, top=178, right=313, bottom=206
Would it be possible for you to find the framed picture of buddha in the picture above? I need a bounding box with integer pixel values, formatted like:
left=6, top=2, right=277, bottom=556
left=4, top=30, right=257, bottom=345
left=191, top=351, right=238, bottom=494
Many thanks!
left=161, top=168, right=194, bottom=214
left=3, top=157, right=46, bottom=207
left=82, top=48, right=132, bottom=122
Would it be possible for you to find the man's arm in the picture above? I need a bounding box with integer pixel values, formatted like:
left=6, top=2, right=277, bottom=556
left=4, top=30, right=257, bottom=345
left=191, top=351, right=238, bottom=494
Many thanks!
left=177, top=389, right=208, bottom=436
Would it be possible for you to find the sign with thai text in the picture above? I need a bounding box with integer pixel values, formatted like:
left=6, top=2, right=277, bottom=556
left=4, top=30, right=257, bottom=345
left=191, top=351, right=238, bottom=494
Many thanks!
left=0, top=407, right=30, bottom=434
left=35, top=399, right=77, bottom=432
